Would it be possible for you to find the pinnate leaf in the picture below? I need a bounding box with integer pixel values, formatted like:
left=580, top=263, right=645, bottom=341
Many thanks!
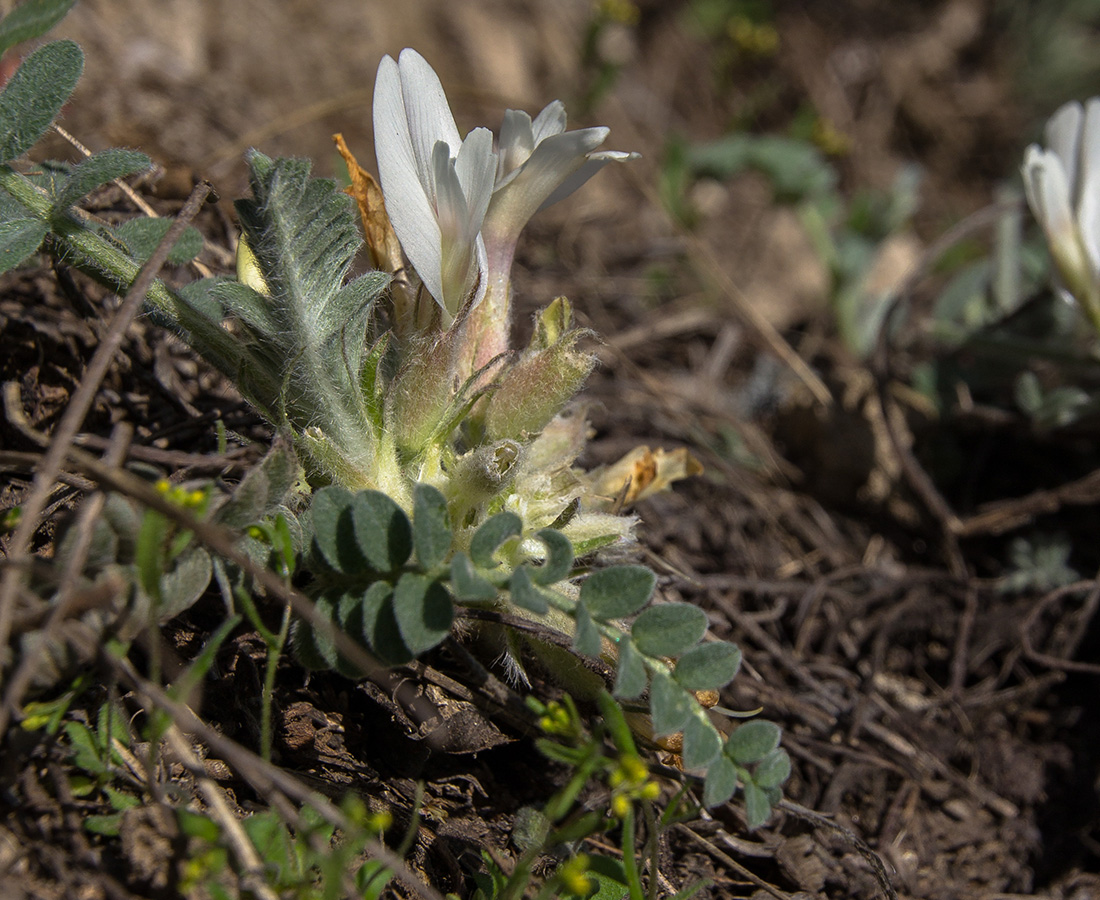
left=529, top=528, right=574, bottom=586
left=753, top=747, right=792, bottom=789
left=612, top=637, right=647, bottom=700
left=631, top=603, right=707, bottom=658
left=0, top=216, right=45, bottom=273
left=115, top=216, right=204, bottom=266
left=469, top=511, right=522, bottom=568
left=743, top=781, right=772, bottom=830
left=673, top=641, right=741, bottom=691
left=52, top=149, right=151, bottom=213
left=449, top=552, right=497, bottom=602
left=157, top=546, right=212, bottom=620
left=310, top=485, right=363, bottom=574
left=351, top=490, right=412, bottom=573
left=214, top=445, right=298, bottom=530
left=0, top=0, right=77, bottom=58
left=681, top=712, right=722, bottom=770
left=579, top=565, right=655, bottom=621
left=509, top=566, right=549, bottom=615
left=572, top=601, right=602, bottom=657
left=392, top=572, right=453, bottom=656
left=412, top=482, right=451, bottom=569
left=649, top=671, right=692, bottom=736
left=726, top=720, right=781, bottom=765
left=339, top=581, right=411, bottom=666
left=0, top=40, right=83, bottom=162
left=291, top=594, right=339, bottom=670
left=702, top=754, right=738, bottom=808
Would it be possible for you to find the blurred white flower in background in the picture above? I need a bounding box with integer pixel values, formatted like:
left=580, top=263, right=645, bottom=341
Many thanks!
left=1022, top=97, right=1100, bottom=331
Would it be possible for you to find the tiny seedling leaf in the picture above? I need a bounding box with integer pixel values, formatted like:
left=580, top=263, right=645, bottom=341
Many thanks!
left=83, top=813, right=123, bottom=837
left=351, top=490, right=413, bottom=573
left=51, top=149, right=151, bottom=213
left=412, top=482, right=451, bottom=569
left=509, top=565, right=549, bottom=615
left=753, top=747, right=792, bottom=789
left=702, top=754, right=738, bottom=808
left=743, top=781, right=772, bottom=830
left=529, top=528, right=574, bottom=586
left=0, top=0, right=77, bottom=58
left=114, top=215, right=204, bottom=266
left=64, top=720, right=105, bottom=775
left=579, top=565, right=655, bottom=620
left=392, top=572, right=453, bottom=656
left=572, top=601, right=602, bottom=657
left=650, top=670, right=692, bottom=736
left=726, top=719, right=781, bottom=765
left=0, top=39, right=83, bottom=162
left=0, top=216, right=45, bottom=272
left=449, top=552, right=497, bottom=602
left=612, top=637, right=647, bottom=700
left=673, top=641, right=742, bottom=692
left=681, top=712, right=722, bottom=770
left=469, top=511, right=522, bottom=568
left=631, top=603, right=707, bottom=658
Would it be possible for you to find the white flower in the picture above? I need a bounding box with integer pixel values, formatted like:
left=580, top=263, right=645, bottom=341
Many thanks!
left=1022, top=98, right=1100, bottom=327
left=372, top=47, right=637, bottom=342
left=373, top=48, right=497, bottom=318
left=484, top=100, right=639, bottom=253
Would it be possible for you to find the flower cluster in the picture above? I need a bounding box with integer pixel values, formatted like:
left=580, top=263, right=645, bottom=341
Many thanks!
left=607, top=752, right=660, bottom=818
left=373, top=48, right=637, bottom=368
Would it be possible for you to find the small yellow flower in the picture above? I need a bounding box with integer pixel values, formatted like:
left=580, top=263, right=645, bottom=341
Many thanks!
left=610, top=793, right=632, bottom=819
left=812, top=118, right=851, bottom=157
left=728, top=16, right=779, bottom=57
left=597, top=0, right=639, bottom=25
left=619, top=754, right=648, bottom=784
left=560, top=854, right=594, bottom=895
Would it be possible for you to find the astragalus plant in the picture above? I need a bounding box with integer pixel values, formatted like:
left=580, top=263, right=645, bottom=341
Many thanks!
left=0, top=22, right=790, bottom=822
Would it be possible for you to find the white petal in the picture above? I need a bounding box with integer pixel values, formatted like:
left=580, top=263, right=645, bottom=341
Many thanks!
left=1046, top=101, right=1083, bottom=193
left=456, top=126, right=497, bottom=239
left=497, top=109, right=535, bottom=183
left=435, top=141, right=471, bottom=240
left=374, top=53, right=442, bottom=303
left=434, top=141, right=474, bottom=312
left=1078, top=98, right=1100, bottom=217
left=531, top=100, right=567, bottom=143
left=537, top=150, right=639, bottom=213
left=485, top=128, right=611, bottom=239
left=1033, top=148, right=1075, bottom=241
left=1078, top=100, right=1100, bottom=274
left=1021, top=145, right=1048, bottom=226
left=397, top=48, right=462, bottom=186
